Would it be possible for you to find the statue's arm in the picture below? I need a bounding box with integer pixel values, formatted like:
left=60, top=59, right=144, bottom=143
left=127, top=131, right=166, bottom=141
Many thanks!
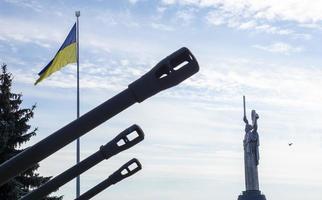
left=250, top=111, right=259, bottom=131
left=243, top=116, right=249, bottom=124
left=253, top=119, right=258, bottom=132
left=253, top=114, right=259, bottom=132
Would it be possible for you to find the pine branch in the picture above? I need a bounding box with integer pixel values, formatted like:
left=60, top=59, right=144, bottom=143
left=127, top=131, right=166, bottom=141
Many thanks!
left=0, top=64, right=62, bottom=199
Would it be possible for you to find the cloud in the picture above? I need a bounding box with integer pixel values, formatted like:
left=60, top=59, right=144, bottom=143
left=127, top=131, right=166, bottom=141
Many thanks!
left=161, top=0, right=322, bottom=37
left=175, top=55, right=322, bottom=116
left=0, top=17, right=66, bottom=48
left=206, top=9, right=294, bottom=35
left=175, top=8, right=196, bottom=25
left=128, top=0, right=140, bottom=4
left=238, top=21, right=257, bottom=30
left=4, top=0, right=44, bottom=12
left=151, top=22, right=175, bottom=31
left=162, top=0, right=322, bottom=23
left=94, top=9, right=140, bottom=28
left=253, top=42, right=303, bottom=54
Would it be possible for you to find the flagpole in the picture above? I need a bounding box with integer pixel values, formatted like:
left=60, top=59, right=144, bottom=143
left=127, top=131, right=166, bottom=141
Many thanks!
left=75, top=10, right=81, bottom=198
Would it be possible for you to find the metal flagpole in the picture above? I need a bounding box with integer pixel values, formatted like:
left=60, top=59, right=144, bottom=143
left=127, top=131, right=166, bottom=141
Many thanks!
left=75, top=10, right=81, bottom=198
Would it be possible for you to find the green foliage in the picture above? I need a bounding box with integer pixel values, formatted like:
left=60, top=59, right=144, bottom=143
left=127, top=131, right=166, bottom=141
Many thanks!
left=0, top=64, right=62, bottom=200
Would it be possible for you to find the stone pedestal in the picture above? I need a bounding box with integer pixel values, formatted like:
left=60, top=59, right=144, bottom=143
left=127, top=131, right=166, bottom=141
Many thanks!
left=238, top=190, right=266, bottom=200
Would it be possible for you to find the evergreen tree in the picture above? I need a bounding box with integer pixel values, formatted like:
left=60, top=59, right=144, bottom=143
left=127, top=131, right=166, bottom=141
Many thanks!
left=0, top=64, right=62, bottom=200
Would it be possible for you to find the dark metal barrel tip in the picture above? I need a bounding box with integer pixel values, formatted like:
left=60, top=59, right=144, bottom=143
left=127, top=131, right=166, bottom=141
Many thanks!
left=110, top=158, right=142, bottom=184
left=100, top=124, right=144, bottom=159
left=75, top=159, right=142, bottom=200
left=128, top=47, right=199, bottom=102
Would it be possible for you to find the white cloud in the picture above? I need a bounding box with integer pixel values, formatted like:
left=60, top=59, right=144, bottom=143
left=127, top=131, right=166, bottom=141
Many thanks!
left=206, top=9, right=294, bottom=35
left=253, top=42, right=303, bottom=54
left=162, top=0, right=322, bottom=37
left=95, top=9, right=140, bottom=28
left=177, top=55, right=322, bottom=115
left=4, top=0, right=44, bottom=12
left=253, top=24, right=293, bottom=35
left=151, top=22, right=175, bottom=31
left=205, top=10, right=226, bottom=26
left=157, top=5, right=168, bottom=13
left=128, top=0, right=140, bottom=4
left=238, top=21, right=257, bottom=30
left=0, top=17, right=66, bottom=48
left=162, top=0, right=322, bottom=23
left=175, top=8, right=196, bottom=25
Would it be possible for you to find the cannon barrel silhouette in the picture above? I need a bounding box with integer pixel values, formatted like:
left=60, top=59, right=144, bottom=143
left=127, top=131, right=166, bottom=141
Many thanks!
left=21, top=125, right=144, bottom=200
left=0, top=47, right=199, bottom=186
left=76, top=158, right=142, bottom=200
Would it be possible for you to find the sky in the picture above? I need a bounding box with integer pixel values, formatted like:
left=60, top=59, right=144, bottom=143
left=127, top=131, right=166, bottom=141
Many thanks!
left=1, top=0, right=322, bottom=199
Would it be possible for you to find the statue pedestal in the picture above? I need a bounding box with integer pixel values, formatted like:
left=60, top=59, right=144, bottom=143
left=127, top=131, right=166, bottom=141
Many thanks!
left=238, top=190, right=266, bottom=200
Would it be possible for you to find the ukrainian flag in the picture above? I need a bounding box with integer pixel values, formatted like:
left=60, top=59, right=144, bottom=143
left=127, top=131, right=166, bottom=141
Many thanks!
left=35, top=23, right=77, bottom=85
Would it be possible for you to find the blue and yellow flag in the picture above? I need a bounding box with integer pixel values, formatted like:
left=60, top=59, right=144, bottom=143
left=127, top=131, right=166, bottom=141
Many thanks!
left=35, top=23, right=77, bottom=85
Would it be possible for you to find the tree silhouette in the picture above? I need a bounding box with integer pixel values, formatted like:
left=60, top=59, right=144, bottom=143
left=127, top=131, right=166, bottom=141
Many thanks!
left=0, top=64, right=62, bottom=200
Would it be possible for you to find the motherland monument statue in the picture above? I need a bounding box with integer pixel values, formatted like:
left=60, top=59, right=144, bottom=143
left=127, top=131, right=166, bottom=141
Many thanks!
left=238, top=96, right=266, bottom=200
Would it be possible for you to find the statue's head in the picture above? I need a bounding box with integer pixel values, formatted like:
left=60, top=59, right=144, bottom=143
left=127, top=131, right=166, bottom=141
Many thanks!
left=245, top=124, right=252, bottom=132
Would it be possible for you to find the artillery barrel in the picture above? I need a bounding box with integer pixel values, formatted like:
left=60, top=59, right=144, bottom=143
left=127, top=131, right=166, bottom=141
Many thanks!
left=0, top=47, right=199, bottom=186
left=21, top=125, right=144, bottom=200
left=76, top=158, right=142, bottom=200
